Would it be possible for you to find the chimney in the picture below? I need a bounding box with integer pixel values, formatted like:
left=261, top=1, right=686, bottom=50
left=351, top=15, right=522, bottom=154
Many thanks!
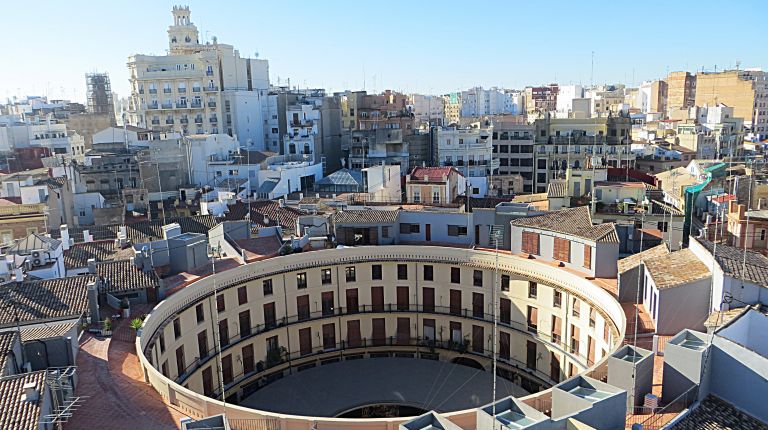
left=87, top=281, right=100, bottom=324
left=21, top=382, right=38, bottom=403
left=278, top=199, right=285, bottom=208
left=13, top=267, right=23, bottom=282
left=87, top=258, right=97, bottom=274
left=60, top=224, right=70, bottom=251
left=299, top=193, right=303, bottom=201
left=83, top=230, right=93, bottom=243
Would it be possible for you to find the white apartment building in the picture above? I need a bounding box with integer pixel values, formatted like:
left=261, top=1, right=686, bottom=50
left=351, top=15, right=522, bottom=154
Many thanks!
left=409, top=94, right=445, bottom=126
left=459, top=87, right=514, bottom=118
left=555, top=85, right=585, bottom=118
left=284, top=104, right=320, bottom=162
left=1, top=119, right=84, bottom=156
left=127, top=6, right=269, bottom=144
left=503, top=90, right=524, bottom=115
left=436, top=122, right=497, bottom=196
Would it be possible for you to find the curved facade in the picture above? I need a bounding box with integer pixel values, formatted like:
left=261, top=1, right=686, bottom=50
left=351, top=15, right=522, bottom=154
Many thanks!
left=136, top=246, right=626, bottom=428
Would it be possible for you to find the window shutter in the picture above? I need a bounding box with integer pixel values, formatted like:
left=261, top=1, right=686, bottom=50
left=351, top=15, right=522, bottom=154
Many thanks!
left=584, top=245, right=592, bottom=269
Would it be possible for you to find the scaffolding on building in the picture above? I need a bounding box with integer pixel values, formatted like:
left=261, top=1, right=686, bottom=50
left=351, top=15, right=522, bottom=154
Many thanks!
left=85, top=73, right=114, bottom=116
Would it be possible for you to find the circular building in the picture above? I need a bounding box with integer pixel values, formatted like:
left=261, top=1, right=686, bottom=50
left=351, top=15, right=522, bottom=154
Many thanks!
left=136, top=245, right=625, bottom=428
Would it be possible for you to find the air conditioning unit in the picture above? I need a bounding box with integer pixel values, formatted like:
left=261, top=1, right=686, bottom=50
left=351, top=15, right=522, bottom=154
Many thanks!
left=33, top=259, right=43, bottom=266
left=31, top=251, right=41, bottom=259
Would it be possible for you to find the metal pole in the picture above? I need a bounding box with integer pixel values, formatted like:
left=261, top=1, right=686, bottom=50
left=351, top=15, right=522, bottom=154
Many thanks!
left=491, top=227, right=500, bottom=429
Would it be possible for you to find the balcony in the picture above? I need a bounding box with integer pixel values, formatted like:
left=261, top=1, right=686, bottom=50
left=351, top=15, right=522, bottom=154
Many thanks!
left=147, top=103, right=159, bottom=110
left=206, top=70, right=214, bottom=76
left=161, top=103, right=173, bottom=109
left=138, top=89, right=145, bottom=94
left=178, top=88, right=186, bottom=94
left=190, top=101, right=202, bottom=108
left=192, top=87, right=201, bottom=93
left=209, top=117, right=218, bottom=124
left=149, top=89, right=157, bottom=94
left=177, top=102, right=188, bottom=109
left=151, top=119, right=160, bottom=125
left=208, top=101, right=217, bottom=108
left=166, top=119, right=175, bottom=125
left=205, top=86, right=219, bottom=92
left=194, top=118, right=203, bottom=124
left=180, top=118, right=189, bottom=124
left=163, top=88, right=172, bottom=94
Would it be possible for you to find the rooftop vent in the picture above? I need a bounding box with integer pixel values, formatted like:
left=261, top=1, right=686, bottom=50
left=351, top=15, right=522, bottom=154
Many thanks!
left=20, top=382, right=38, bottom=403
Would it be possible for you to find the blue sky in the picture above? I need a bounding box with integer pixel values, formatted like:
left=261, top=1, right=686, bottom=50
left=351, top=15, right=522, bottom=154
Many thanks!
left=1, top=0, right=766, bottom=102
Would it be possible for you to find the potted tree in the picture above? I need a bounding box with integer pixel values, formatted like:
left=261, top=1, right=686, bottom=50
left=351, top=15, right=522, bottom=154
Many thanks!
left=120, top=299, right=131, bottom=319
left=102, top=318, right=113, bottom=336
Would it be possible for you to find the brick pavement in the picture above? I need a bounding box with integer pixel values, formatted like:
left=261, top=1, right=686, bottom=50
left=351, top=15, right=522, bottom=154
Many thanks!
left=65, top=315, right=185, bottom=429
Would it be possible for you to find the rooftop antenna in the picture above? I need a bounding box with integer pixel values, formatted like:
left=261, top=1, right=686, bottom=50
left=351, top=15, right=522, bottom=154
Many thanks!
left=590, top=51, right=595, bottom=88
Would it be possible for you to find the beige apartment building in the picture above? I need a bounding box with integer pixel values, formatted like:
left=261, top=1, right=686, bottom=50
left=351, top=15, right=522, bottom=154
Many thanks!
left=666, top=71, right=696, bottom=117
left=127, top=6, right=268, bottom=137
left=695, top=69, right=768, bottom=138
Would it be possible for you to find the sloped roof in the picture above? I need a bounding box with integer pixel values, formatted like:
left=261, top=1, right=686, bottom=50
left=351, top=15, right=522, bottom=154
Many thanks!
left=0, top=276, right=96, bottom=327
left=256, top=178, right=278, bottom=194
left=124, top=215, right=219, bottom=243
left=0, top=331, right=18, bottom=374
left=224, top=200, right=302, bottom=234
left=19, top=320, right=78, bottom=342
left=617, top=244, right=669, bottom=273
left=697, top=238, right=768, bottom=287
left=669, top=395, right=768, bottom=430
left=333, top=210, right=400, bottom=225
left=0, top=370, right=47, bottom=430
left=409, top=166, right=461, bottom=181
left=95, top=259, right=159, bottom=294
left=511, top=206, right=619, bottom=243
left=7, top=234, right=61, bottom=254
left=644, top=248, right=711, bottom=289
left=64, top=240, right=120, bottom=269
left=547, top=180, right=567, bottom=198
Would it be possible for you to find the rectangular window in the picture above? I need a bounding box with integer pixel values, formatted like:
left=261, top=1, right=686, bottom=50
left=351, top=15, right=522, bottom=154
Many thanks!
left=423, top=287, right=435, bottom=312
left=528, top=281, right=537, bottom=299
left=423, top=265, right=433, bottom=281
left=447, top=225, right=468, bottom=236
left=399, top=223, right=420, bottom=234
left=571, top=324, right=580, bottom=354
left=451, top=267, right=461, bottom=284
left=397, top=317, right=410, bottom=345
left=322, top=291, right=335, bottom=316
left=500, top=298, right=511, bottom=324
left=197, top=330, right=208, bottom=359
left=396, top=286, right=409, bottom=311
left=195, top=303, right=205, bottom=323
left=499, top=332, right=511, bottom=360
left=552, top=315, right=562, bottom=344
left=554, top=238, right=571, bottom=262
left=321, top=268, right=332, bottom=284
left=219, top=319, right=229, bottom=346
left=473, top=270, right=483, bottom=287
left=216, top=295, right=225, bottom=313
left=238, top=286, right=248, bottom=305
left=345, top=266, right=356, bottom=282
left=501, top=274, right=510, bottom=291
left=263, top=302, right=276, bottom=329
left=472, top=325, right=484, bottom=353
left=173, top=318, right=182, bottom=339
left=297, top=295, right=310, bottom=321
left=526, top=340, right=537, bottom=370
left=239, top=310, right=252, bottom=337
left=299, top=328, right=312, bottom=356
left=522, top=231, right=540, bottom=255
left=527, top=306, right=538, bottom=332
left=371, top=286, right=384, bottom=311
left=589, top=307, right=596, bottom=328
left=397, top=264, right=408, bottom=280
left=553, top=290, right=562, bottom=308
left=372, top=264, right=382, bottom=280
left=346, top=288, right=359, bottom=313
left=372, top=318, right=386, bottom=346
left=550, top=352, right=561, bottom=382
left=572, top=298, right=581, bottom=317
left=175, top=346, right=185, bottom=378
left=262, top=279, right=273, bottom=296
left=322, top=323, right=336, bottom=350
left=242, top=344, right=254, bottom=375
left=296, top=272, right=307, bottom=289
left=450, top=289, right=462, bottom=315
left=222, top=354, right=233, bottom=385
left=472, top=292, right=484, bottom=318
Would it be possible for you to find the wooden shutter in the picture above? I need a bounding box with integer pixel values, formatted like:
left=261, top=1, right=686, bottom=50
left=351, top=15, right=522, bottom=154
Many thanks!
left=527, top=306, right=538, bottom=330
left=346, top=288, right=359, bottom=313
left=242, top=344, right=254, bottom=374
left=550, top=352, right=561, bottom=382
left=552, top=316, right=562, bottom=338
left=554, top=237, right=571, bottom=262
left=396, top=317, right=410, bottom=344
left=522, top=231, right=540, bottom=255
left=397, top=286, right=409, bottom=310
left=423, top=287, right=435, bottom=312
left=299, top=327, right=312, bottom=355
left=450, top=289, right=462, bottom=315
left=263, top=302, right=276, bottom=328
left=372, top=318, right=386, bottom=345
left=472, top=325, right=484, bottom=353
left=588, top=336, right=596, bottom=364
left=322, top=323, right=336, bottom=349
left=473, top=292, right=484, bottom=318
left=371, top=286, right=384, bottom=311
left=347, top=320, right=361, bottom=348
left=221, top=354, right=233, bottom=384
left=499, top=331, right=510, bottom=360
left=500, top=298, right=511, bottom=324
left=202, top=366, right=213, bottom=396
left=297, top=295, right=309, bottom=320
left=584, top=245, right=592, bottom=269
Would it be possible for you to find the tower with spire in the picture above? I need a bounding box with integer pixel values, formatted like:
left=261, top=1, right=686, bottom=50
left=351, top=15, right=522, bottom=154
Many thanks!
left=168, top=5, right=199, bottom=54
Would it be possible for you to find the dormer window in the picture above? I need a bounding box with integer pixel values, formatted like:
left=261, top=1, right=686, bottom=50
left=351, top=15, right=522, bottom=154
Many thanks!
left=171, top=36, right=177, bottom=43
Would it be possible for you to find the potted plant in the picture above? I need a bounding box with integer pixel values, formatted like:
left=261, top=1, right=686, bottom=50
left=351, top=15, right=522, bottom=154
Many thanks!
left=102, top=318, right=113, bottom=336
left=265, top=346, right=287, bottom=368
left=120, top=299, right=130, bottom=319
left=129, top=317, right=144, bottom=335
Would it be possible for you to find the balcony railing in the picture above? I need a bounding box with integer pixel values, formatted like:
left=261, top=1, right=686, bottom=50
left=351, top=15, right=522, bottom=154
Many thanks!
left=147, top=103, right=159, bottom=110
left=209, top=117, right=218, bottom=123
left=205, top=86, right=219, bottom=92
left=149, top=89, right=157, bottom=94
left=163, top=88, right=172, bottom=94
left=192, top=87, right=201, bottom=93
left=172, top=303, right=592, bottom=387
left=180, top=118, right=189, bottom=124
left=190, top=101, right=202, bottom=108
left=176, top=102, right=187, bottom=108
left=178, top=88, right=186, bottom=94
left=206, top=70, right=214, bottom=76
left=151, top=120, right=160, bottom=125
left=208, top=102, right=217, bottom=108
left=166, top=119, right=175, bottom=125
left=194, top=118, right=203, bottom=124
left=161, top=103, right=173, bottom=109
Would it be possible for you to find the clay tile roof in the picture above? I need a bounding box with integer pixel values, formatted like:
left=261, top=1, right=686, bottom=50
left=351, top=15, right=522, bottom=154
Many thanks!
left=644, top=248, right=710, bottom=289
left=0, top=370, right=47, bottom=430
left=511, top=206, right=619, bottom=243
left=696, top=238, right=768, bottom=287
left=19, top=320, right=78, bottom=342
left=124, top=215, right=219, bottom=243
left=8, top=234, right=61, bottom=254
left=0, top=331, right=18, bottom=374
left=63, top=240, right=119, bottom=269
left=333, top=209, right=400, bottom=225
left=669, top=395, right=768, bottom=430
left=409, top=166, right=460, bottom=181
left=547, top=180, right=567, bottom=198
left=94, top=259, right=159, bottom=294
left=617, top=244, right=669, bottom=273
left=0, top=276, right=96, bottom=327
left=50, top=225, right=120, bottom=243
left=224, top=200, right=302, bottom=234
